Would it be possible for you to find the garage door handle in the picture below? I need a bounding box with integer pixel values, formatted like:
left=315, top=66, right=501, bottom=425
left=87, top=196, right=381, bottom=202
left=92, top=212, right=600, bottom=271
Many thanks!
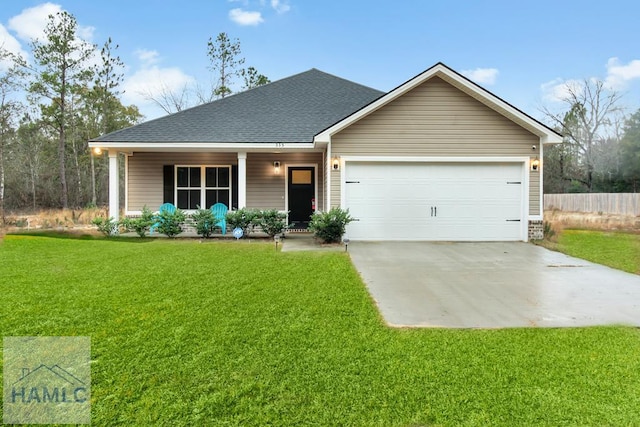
left=506, top=219, right=521, bottom=222
left=430, top=206, right=437, bottom=217
left=345, top=180, right=360, bottom=184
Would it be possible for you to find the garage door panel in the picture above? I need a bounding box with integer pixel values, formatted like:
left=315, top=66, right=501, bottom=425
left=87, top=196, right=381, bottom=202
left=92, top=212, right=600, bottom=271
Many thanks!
left=344, top=162, right=524, bottom=241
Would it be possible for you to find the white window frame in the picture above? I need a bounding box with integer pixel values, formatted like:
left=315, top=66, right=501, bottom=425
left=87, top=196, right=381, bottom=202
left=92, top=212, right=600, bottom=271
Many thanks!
left=175, top=165, right=232, bottom=211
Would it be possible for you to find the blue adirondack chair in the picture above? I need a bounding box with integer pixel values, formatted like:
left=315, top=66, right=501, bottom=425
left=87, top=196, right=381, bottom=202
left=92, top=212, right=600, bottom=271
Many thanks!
left=210, top=203, right=228, bottom=235
left=150, top=203, right=176, bottom=234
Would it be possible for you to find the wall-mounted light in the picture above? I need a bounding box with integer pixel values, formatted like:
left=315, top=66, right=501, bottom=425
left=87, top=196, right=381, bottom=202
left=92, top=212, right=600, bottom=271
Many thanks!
left=93, top=147, right=102, bottom=155
left=273, top=161, right=281, bottom=174
left=531, top=157, right=540, bottom=171
left=331, top=157, right=340, bottom=171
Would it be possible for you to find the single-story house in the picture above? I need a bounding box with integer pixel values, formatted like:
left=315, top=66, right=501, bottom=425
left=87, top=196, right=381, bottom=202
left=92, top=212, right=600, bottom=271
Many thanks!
left=90, top=62, right=562, bottom=241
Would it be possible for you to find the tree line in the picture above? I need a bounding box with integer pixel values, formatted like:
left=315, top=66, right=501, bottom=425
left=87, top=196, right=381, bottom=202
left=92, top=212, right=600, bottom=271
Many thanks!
left=542, top=79, right=640, bottom=194
left=0, top=11, right=268, bottom=222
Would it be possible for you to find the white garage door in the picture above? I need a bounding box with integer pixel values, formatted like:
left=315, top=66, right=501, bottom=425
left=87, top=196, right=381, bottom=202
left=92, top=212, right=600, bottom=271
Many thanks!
left=344, top=162, right=525, bottom=241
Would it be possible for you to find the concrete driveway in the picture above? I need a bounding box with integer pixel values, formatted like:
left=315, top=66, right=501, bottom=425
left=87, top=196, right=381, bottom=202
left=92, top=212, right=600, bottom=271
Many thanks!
left=348, top=242, right=640, bottom=328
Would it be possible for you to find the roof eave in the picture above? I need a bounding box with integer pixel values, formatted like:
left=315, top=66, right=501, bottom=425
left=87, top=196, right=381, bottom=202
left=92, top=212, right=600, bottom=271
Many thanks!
left=88, top=141, right=319, bottom=152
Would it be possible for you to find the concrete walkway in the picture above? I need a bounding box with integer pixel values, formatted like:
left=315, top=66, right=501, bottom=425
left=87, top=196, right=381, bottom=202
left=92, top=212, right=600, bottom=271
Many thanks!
left=348, top=242, right=640, bottom=328
left=281, top=233, right=346, bottom=252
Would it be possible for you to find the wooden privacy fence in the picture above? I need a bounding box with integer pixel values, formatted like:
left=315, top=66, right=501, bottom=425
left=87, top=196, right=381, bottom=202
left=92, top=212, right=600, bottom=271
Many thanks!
left=544, top=193, right=640, bottom=216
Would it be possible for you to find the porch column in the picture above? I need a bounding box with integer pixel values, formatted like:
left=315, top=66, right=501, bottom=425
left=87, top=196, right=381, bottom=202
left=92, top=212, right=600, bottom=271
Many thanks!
left=108, top=150, right=119, bottom=224
left=237, top=152, right=247, bottom=209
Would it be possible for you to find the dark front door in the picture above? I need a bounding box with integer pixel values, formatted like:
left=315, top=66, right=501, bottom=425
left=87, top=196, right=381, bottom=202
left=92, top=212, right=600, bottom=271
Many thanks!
left=288, top=167, right=315, bottom=228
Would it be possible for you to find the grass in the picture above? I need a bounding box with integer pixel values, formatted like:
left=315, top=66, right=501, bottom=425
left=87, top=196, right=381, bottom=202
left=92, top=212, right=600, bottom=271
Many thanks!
left=2, top=235, right=640, bottom=426
left=552, top=229, right=640, bottom=274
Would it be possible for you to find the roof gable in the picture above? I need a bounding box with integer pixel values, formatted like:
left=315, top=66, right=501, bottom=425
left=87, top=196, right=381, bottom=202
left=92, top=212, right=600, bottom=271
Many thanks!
left=314, top=62, right=562, bottom=144
left=93, top=69, right=383, bottom=144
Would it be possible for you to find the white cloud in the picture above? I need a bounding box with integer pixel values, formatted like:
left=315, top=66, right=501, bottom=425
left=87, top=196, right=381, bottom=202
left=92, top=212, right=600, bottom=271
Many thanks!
left=0, top=24, right=29, bottom=69
left=134, top=49, right=160, bottom=66
left=7, top=2, right=62, bottom=42
left=229, top=8, right=264, bottom=26
left=540, top=58, right=640, bottom=104
left=540, top=78, right=584, bottom=103
left=605, top=57, right=640, bottom=89
left=7, top=2, right=95, bottom=43
left=462, top=67, right=499, bottom=85
left=77, top=25, right=95, bottom=42
left=271, top=0, right=291, bottom=13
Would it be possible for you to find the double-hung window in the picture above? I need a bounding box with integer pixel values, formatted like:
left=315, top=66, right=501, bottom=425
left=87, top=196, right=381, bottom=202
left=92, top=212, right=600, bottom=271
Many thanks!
left=176, top=166, right=231, bottom=210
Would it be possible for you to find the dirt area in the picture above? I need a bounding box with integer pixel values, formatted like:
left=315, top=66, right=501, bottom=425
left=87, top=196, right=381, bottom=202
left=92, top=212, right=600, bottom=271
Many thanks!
left=545, top=210, right=640, bottom=234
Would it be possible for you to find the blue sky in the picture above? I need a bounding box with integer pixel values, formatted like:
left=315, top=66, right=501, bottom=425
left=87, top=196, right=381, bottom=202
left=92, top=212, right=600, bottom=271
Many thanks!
left=1, top=0, right=639, bottom=121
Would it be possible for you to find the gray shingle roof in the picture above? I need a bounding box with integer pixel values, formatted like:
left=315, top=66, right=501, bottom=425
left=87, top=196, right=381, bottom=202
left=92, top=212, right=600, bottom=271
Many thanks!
left=93, top=69, right=384, bottom=144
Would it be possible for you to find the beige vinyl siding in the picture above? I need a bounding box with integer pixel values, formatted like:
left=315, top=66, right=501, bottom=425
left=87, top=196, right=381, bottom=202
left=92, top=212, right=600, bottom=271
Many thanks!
left=246, top=153, right=324, bottom=210
left=127, top=151, right=323, bottom=212
left=128, top=152, right=237, bottom=211
left=330, top=76, right=540, bottom=215
left=529, top=170, right=541, bottom=215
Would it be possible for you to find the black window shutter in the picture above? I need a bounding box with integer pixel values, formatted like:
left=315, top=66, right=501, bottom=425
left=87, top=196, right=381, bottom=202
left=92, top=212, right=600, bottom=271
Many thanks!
left=231, top=165, right=238, bottom=210
left=163, top=165, right=174, bottom=204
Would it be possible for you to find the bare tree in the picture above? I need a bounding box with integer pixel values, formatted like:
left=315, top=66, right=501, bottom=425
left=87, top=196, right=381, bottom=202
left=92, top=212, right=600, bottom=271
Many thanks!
left=13, top=115, right=48, bottom=210
left=140, top=82, right=192, bottom=115
left=542, top=79, right=625, bottom=191
left=0, top=48, right=25, bottom=223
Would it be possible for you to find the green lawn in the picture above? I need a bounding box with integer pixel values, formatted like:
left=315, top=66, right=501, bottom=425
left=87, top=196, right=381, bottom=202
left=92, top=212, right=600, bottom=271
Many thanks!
left=555, top=229, right=640, bottom=274
left=2, top=234, right=640, bottom=426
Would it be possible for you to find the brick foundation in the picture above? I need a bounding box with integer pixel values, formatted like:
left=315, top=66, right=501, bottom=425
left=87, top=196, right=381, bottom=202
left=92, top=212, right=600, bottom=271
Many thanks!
left=528, top=220, right=544, bottom=240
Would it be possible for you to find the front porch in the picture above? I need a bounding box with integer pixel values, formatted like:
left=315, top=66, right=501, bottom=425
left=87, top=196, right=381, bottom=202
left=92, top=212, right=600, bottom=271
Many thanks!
left=106, top=150, right=326, bottom=227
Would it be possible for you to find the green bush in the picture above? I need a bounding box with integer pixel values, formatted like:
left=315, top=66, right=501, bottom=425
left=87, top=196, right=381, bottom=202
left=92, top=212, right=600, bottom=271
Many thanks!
left=92, top=216, right=118, bottom=236
left=543, top=221, right=556, bottom=241
left=256, top=209, right=288, bottom=238
left=191, top=208, right=216, bottom=238
left=155, top=209, right=186, bottom=238
left=309, top=208, right=354, bottom=243
left=119, top=206, right=154, bottom=237
left=226, top=208, right=259, bottom=237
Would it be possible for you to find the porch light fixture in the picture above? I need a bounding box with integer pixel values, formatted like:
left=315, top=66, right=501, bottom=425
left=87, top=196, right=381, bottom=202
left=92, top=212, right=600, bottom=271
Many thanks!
left=93, top=147, right=102, bottom=155
left=531, top=157, right=540, bottom=171
left=331, top=157, right=340, bottom=171
left=273, top=161, right=281, bottom=174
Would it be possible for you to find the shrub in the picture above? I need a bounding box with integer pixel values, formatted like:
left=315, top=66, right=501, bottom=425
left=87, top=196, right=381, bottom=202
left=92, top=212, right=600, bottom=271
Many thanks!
left=256, top=209, right=288, bottom=238
left=226, top=208, right=259, bottom=237
left=191, top=208, right=216, bottom=238
left=92, top=216, right=118, bottom=236
left=119, top=206, right=154, bottom=237
left=309, top=208, right=354, bottom=243
left=155, top=208, right=186, bottom=238
left=543, top=221, right=556, bottom=241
